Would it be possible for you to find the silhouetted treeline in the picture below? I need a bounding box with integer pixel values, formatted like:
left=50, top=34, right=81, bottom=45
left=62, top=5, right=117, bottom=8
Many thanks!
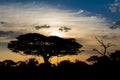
left=1, top=33, right=120, bottom=80
left=0, top=50, right=120, bottom=80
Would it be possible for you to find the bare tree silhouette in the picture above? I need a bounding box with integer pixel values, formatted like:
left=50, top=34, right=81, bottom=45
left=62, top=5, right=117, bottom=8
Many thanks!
left=8, top=33, right=82, bottom=63
left=87, top=37, right=115, bottom=64
left=93, top=37, right=115, bottom=56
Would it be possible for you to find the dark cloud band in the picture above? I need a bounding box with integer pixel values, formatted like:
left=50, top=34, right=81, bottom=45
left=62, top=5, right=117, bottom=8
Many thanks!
left=0, top=31, right=23, bottom=38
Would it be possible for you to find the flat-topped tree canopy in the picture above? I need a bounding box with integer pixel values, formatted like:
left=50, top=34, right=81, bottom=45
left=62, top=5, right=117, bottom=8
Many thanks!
left=8, top=33, right=82, bottom=63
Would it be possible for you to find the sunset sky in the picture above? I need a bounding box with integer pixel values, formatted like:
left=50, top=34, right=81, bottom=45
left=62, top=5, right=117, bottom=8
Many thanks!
left=0, top=0, right=120, bottom=63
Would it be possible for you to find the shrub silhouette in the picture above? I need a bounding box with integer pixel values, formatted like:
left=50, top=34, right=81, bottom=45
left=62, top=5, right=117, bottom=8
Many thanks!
left=8, top=33, right=82, bottom=63
left=1, top=60, right=16, bottom=67
left=86, top=55, right=98, bottom=64
left=109, top=50, right=120, bottom=63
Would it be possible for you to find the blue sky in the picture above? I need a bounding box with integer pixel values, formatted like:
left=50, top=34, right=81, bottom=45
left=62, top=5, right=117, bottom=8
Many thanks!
left=0, top=0, right=119, bottom=21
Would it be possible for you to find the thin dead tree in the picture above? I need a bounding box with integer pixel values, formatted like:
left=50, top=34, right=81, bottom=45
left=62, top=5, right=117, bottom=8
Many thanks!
left=93, top=37, right=115, bottom=57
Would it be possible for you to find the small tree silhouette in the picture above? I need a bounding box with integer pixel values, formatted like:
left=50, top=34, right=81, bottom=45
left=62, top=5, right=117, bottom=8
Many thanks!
left=87, top=37, right=115, bottom=64
left=8, top=33, right=82, bottom=63
left=93, top=37, right=115, bottom=56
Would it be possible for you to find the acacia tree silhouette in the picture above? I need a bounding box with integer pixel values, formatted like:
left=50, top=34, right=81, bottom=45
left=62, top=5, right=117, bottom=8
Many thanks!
left=8, top=33, right=82, bottom=63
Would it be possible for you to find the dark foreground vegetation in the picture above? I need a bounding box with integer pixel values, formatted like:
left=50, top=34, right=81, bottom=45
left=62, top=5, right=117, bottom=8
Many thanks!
left=1, top=33, right=120, bottom=80
left=0, top=50, right=120, bottom=80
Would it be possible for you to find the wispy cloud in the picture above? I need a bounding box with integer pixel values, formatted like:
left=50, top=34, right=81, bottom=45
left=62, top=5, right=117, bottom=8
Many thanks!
left=109, top=0, right=120, bottom=12
left=0, top=31, right=23, bottom=43
left=0, top=3, right=119, bottom=51
left=0, top=31, right=22, bottom=38
left=110, top=20, right=120, bottom=29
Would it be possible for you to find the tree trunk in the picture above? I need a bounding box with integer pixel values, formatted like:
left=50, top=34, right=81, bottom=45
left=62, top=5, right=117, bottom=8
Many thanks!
left=43, top=56, right=49, bottom=63
left=103, top=47, right=107, bottom=56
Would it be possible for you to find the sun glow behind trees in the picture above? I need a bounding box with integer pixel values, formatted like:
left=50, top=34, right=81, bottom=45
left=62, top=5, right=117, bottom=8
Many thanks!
left=50, top=30, right=62, bottom=37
